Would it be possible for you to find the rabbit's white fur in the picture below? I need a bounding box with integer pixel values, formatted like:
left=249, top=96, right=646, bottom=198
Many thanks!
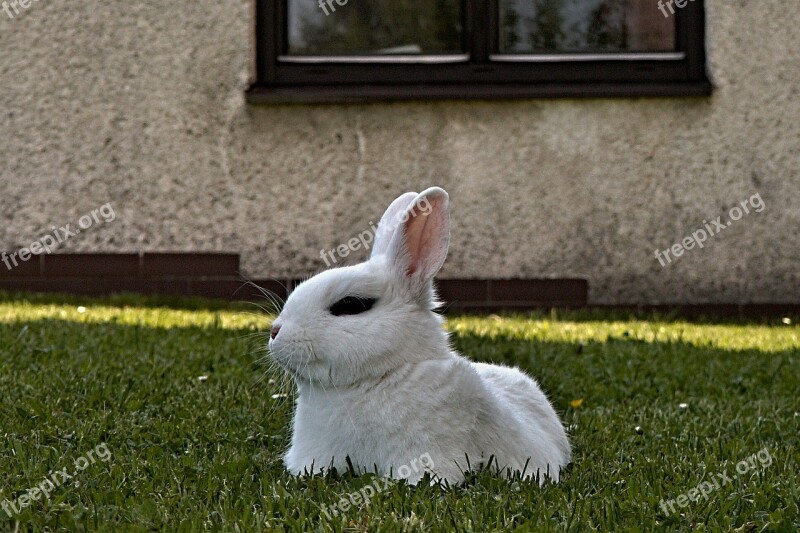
left=269, top=187, right=570, bottom=485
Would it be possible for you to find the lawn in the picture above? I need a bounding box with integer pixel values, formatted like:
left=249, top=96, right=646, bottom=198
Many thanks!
left=0, top=293, right=797, bottom=531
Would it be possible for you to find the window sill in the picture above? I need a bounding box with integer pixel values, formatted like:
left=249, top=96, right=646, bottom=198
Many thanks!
left=245, top=80, right=713, bottom=104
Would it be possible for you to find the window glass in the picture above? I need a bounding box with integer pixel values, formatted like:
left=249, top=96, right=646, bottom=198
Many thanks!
left=287, top=0, right=465, bottom=55
left=499, top=0, right=676, bottom=53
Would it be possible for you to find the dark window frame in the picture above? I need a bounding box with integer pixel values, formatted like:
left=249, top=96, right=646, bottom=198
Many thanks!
left=247, top=0, right=712, bottom=103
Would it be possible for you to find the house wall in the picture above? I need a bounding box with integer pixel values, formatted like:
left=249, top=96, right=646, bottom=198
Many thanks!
left=1, top=1, right=798, bottom=304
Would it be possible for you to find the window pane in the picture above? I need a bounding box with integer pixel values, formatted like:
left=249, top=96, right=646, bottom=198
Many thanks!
left=499, top=0, right=676, bottom=53
left=287, top=0, right=464, bottom=55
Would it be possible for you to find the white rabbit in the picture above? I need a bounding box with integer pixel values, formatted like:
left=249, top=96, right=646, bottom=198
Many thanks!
left=268, top=187, right=571, bottom=485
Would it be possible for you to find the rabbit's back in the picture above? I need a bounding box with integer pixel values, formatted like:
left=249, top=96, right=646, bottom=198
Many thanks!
left=472, top=362, right=571, bottom=482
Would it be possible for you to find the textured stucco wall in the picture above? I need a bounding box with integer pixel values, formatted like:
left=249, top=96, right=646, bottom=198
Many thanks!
left=1, top=1, right=798, bottom=304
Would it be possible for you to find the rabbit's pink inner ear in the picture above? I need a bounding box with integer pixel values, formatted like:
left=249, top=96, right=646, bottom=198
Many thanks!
left=401, top=192, right=450, bottom=280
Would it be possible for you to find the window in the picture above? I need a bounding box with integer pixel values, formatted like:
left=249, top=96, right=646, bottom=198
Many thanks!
left=248, top=0, right=711, bottom=103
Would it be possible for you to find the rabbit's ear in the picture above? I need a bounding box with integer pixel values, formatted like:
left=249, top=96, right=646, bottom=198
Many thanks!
left=371, top=192, right=418, bottom=258
left=386, top=187, right=450, bottom=290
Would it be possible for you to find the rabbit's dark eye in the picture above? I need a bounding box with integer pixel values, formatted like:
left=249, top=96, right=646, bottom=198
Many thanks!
left=329, top=296, right=377, bottom=316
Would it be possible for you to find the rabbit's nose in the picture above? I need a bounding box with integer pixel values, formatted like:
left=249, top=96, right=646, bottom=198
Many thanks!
left=270, top=323, right=282, bottom=340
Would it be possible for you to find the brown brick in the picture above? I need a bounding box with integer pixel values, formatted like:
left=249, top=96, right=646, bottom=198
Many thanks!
left=0, top=252, right=43, bottom=277
left=436, top=279, right=489, bottom=303
left=44, top=254, right=140, bottom=277
left=142, top=253, right=239, bottom=277
left=489, top=279, right=587, bottom=306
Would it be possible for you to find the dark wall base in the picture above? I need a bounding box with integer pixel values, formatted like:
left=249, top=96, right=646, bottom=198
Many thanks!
left=0, top=253, right=587, bottom=311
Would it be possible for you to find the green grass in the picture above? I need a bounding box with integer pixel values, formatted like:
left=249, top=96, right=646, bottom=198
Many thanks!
left=0, top=293, right=797, bottom=531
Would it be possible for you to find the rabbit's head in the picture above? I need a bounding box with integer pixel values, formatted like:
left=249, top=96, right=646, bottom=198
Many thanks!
left=268, top=187, right=451, bottom=387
